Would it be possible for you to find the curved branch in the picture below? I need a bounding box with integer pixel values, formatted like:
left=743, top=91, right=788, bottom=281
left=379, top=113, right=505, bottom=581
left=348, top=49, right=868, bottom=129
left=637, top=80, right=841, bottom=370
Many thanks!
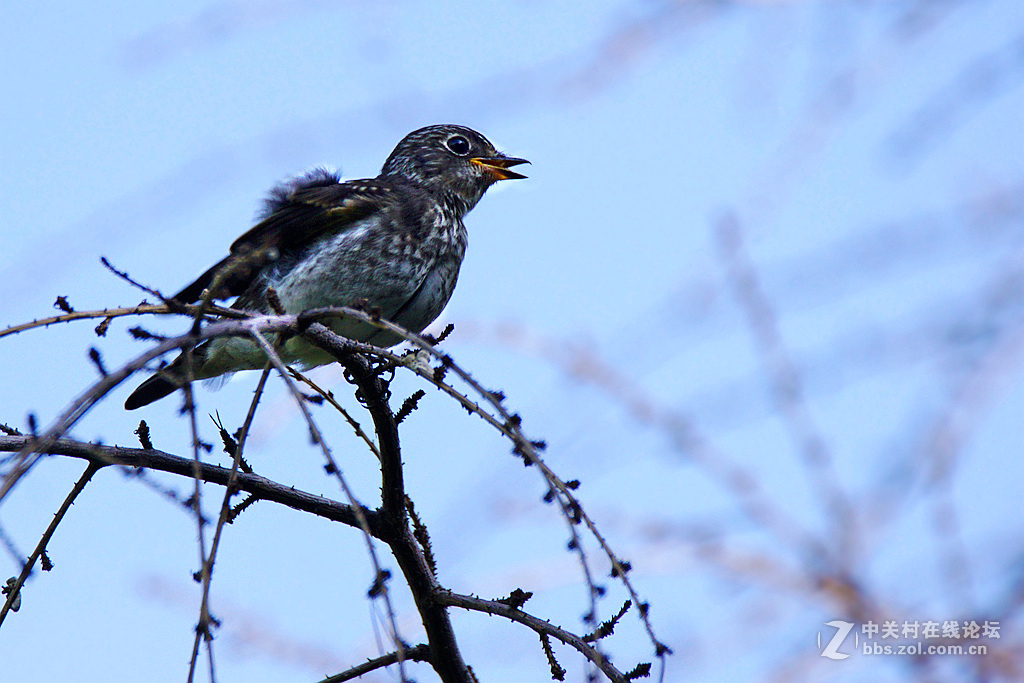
left=316, top=643, right=430, bottom=683
left=436, top=590, right=629, bottom=683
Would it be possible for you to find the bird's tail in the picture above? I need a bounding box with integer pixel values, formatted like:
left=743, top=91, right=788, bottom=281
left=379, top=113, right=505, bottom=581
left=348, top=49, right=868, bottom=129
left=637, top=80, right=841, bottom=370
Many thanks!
left=124, top=346, right=209, bottom=410
left=124, top=372, right=181, bottom=410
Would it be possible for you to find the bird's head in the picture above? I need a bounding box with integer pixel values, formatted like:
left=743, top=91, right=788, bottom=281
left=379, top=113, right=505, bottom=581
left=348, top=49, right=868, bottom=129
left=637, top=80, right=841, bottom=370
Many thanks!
left=380, top=124, right=528, bottom=214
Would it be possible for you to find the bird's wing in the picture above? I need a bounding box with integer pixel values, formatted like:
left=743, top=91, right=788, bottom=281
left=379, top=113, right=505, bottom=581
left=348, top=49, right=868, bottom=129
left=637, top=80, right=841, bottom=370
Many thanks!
left=173, top=179, right=396, bottom=303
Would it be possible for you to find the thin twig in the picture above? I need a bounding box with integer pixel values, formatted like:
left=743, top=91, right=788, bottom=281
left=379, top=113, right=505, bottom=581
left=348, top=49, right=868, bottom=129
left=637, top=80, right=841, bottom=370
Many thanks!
left=0, top=461, right=102, bottom=627
left=288, top=368, right=381, bottom=461
left=316, top=643, right=431, bottom=683
left=0, top=303, right=246, bottom=341
left=183, top=356, right=218, bottom=683
left=192, top=365, right=273, bottom=683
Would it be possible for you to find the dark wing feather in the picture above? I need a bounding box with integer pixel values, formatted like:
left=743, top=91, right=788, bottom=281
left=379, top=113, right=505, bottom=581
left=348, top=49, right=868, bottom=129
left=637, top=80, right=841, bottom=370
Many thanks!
left=173, top=179, right=392, bottom=303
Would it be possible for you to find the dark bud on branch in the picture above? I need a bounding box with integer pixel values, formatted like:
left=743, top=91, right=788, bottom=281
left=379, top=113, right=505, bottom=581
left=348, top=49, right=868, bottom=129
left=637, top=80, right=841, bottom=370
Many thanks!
left=368, top=569, right=392, bottom=598
left=496, top=588, right=533, bottom=610
left=54, top=296, right=74, bottom=313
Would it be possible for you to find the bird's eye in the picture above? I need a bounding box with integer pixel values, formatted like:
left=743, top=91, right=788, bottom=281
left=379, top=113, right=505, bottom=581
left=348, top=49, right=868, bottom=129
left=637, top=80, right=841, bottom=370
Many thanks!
left=445, top=135, right=471, bottom=156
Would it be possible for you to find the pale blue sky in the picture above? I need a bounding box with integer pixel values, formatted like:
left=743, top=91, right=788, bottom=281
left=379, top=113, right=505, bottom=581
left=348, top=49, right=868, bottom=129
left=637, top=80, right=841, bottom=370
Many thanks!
left=3, top=2, right=1024, bottom=681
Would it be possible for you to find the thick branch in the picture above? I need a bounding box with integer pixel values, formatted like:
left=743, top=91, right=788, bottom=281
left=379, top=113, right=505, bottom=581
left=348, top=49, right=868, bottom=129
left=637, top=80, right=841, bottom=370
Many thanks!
left=301, top=322, right=405, bottom=519
left=387, top=522, right=473, bottom=683
left=301, top=322, right=473, bottom=683
left=0, top=436, right=381, bottom=536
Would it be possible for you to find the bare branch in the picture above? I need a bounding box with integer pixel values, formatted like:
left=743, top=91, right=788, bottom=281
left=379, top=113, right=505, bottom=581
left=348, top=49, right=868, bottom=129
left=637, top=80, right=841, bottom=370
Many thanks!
left=2, top=303, right=671, bottom=679
left=0, top=436, right=379, bottom=533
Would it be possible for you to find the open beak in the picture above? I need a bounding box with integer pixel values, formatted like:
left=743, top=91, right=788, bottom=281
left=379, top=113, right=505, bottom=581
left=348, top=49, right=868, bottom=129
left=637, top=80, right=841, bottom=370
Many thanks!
left=471, top=155, right=530, bottom=181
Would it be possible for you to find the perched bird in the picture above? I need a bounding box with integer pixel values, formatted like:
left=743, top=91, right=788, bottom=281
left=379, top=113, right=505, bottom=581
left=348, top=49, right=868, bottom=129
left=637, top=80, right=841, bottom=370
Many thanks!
left=124, top=124, right=527, bottom=409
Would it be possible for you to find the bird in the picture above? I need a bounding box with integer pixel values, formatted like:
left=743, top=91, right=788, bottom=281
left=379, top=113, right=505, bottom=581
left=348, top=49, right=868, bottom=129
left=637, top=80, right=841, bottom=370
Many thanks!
left=124, top=124, right=527, bottom=409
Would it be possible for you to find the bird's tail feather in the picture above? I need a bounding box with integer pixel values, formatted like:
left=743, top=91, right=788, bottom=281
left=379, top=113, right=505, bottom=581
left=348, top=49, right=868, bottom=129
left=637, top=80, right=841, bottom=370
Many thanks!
left=124, top=346, right=209, bottom=410
left=124, top=372, right=182, bottom=410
